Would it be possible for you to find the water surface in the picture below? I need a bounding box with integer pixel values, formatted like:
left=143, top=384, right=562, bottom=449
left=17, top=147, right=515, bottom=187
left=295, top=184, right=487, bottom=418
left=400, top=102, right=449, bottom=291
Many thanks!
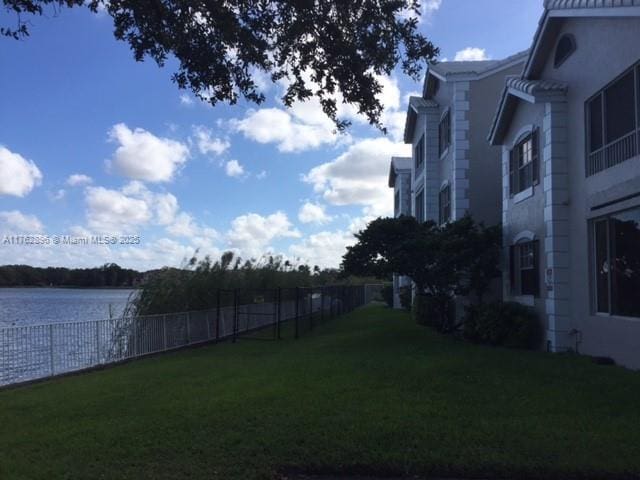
left=0, top=288, right=136, bottom=327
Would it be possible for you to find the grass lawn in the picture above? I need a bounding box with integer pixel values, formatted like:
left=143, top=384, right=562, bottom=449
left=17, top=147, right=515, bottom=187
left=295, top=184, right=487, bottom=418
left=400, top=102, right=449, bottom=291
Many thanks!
left=1, top=305, right=640, bottom=480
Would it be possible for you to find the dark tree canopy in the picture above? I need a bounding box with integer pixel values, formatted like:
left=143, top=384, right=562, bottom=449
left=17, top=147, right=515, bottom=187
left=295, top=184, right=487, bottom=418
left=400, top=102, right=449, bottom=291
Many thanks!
left=2, top=0, right=438, bottom=130
left=342, top=215, right=502, bottom=303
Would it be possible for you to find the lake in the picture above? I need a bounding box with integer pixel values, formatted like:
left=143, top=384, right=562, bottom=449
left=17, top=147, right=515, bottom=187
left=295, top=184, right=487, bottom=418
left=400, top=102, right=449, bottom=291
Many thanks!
left=0, top=288, right=136, bottom=328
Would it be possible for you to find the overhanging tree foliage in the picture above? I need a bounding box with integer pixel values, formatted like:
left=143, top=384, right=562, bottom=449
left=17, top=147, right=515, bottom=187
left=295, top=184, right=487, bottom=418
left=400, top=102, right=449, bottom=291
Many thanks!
left=2, top=0, right=438, bottom=130
left=342, top=215, right=502, bottom=330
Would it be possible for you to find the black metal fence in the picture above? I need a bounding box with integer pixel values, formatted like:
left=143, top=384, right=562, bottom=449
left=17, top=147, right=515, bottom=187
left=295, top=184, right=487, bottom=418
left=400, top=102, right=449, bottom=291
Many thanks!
left=0, top=284, right=377, bottom=387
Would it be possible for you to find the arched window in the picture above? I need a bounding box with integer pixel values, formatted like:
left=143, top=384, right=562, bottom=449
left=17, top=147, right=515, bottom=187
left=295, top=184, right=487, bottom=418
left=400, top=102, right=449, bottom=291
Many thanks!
left=509, top=236, right=540, bottom=297
left=554, top=34, right=576, bottom=68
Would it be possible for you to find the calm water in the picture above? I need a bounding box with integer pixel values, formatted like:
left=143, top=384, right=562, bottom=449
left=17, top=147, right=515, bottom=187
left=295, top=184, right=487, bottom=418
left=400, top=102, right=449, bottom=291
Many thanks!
left=0, top=288, right=136, bottom=328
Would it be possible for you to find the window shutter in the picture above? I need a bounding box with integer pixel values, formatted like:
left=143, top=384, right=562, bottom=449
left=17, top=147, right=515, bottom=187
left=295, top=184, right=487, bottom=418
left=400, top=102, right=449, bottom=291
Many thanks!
left=509, top=148, right=516, bottom=195
left=532, top=128, right=540, bottom=185
left=509, top=245, right=516, bottom=293
left=532, top=240, right=540, bottom=297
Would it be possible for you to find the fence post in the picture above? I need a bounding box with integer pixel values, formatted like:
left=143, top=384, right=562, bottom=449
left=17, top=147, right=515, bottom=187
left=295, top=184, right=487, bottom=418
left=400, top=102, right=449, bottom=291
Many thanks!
left=294, top=287, right=300, bottom=339
left=233, top=289, right=238, bottom=343
left=133, top=316, right=138, bottom=358
left=216, top=289, right=221, bottom=342
left=95, top=320, right=100, bottom=364
left=309, top=287, right=314, bottom=330
left=49, top=323, right=54, bottom=376
left=320, top=286, right=325, bottom=323
left=163, top=314, right=168, bottom=351
left=186, top=311, right=191, bottom=345
left=276, top=288, right=281, bottom=340
left=206, top=310, right=211, bottom=340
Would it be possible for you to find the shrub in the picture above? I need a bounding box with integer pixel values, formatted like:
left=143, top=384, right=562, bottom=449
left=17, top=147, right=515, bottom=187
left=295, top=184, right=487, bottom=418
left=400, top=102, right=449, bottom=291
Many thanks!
left=463, top=301, right=541, bottom=349
left=412, top=294, right=429, bottom=325
left=380, top=285, right=394, bottom=308
left=399, top=286, right=412, bottom=311
left=412, top=294, right=455, bottom=331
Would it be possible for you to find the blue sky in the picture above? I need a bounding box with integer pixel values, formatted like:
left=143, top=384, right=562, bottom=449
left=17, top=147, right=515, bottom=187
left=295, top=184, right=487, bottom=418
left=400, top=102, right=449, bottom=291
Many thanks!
left=0, top=0, right=544, bottom=270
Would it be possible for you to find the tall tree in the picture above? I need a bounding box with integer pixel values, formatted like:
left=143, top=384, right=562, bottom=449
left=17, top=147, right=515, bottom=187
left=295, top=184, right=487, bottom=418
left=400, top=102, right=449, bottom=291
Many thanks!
left=342, top=215, right=502, bottom=330
left=2, top=0, right=438, bottom=130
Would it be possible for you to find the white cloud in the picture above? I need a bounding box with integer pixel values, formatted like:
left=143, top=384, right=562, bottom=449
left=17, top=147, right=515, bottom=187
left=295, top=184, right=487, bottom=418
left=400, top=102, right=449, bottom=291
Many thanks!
left=106, top=123, right=189, bottom=183
left=165, top=211, right=218, bottom=242
left=454, top=47, right=490, bottom=61
left=179, top=94, right=194, bottom=106
left=0, top=146, right=43, bottom=197
left=0, top=210, right=44, bottom=233
left=192, top=125, right=230, bottom=156
left=250, top=67, right=273, bottom=93
left=225, top=159, right=245, bottom=178
left=298, top=202, right=332, bottom=225
left=83, top=181, right=216, bottom=241
left=231, top=108, right=342, bottom=153
left=85, top=185, right=152, bottom=233
left=230, top=69, right=407, bottom=150
left=66, top=173, right=93, bottom=186
left=303, top=137, right=409, bottom=216
left=154, top=192, right=179, bottom=225
left=256, top=170, right=267, bottom=180
left=50, top=189, right=66, bottom=201
left=226, top=211, right=300, bottom=258
left=289, top=230, right=355, bottom=269
left=399, top=0, right=441, bottom=25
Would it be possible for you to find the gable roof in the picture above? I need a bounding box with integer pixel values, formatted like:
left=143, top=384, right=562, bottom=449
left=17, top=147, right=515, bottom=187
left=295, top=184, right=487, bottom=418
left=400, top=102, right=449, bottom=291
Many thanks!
left=404, top=51, right=529, bottom=145
left=488, top=78, right=568, bottom=145
left=403, top=96, right=439, bottom=144
left=524, top=0, right=640, bottom=78
left=388, top=157, right=412, bottom=188
left=489, top=0, right=640, bottom=145
left=423, top=50, right=529, bottom=98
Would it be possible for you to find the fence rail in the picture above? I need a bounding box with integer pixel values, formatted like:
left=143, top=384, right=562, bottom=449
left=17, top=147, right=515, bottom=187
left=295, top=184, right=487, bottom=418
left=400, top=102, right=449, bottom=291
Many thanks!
left=0, top=284, right=382, bottom=387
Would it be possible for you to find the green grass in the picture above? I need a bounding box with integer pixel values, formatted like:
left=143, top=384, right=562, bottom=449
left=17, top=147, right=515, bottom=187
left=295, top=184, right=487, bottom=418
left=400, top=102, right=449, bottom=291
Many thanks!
left=1, top=305, right=640, bottom=480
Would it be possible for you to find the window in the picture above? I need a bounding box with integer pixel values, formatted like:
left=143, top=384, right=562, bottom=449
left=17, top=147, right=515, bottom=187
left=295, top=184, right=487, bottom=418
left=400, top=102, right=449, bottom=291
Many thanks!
left=554, top=34, right=576, bottom=68
left=586, top=63, right=640, bottom=176
left=414, top=136, right=424, bottom=171
left=592, top=207, right=640, bottom=317
left=509, top=240, right=540, bottom=297
left=438, top=110, right=450, bottom=157
left=509, top=130, right=539, bottom=195
left=415, top=190, right=425, bottom=223
left=439, top=184, right=451, bottom=225
left=394, top=191, right=400, bottom=215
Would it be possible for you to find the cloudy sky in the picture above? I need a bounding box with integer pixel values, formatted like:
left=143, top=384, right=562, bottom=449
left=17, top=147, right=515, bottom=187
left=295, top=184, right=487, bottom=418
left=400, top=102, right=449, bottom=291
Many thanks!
left=0, top=0, right=543, bottom=270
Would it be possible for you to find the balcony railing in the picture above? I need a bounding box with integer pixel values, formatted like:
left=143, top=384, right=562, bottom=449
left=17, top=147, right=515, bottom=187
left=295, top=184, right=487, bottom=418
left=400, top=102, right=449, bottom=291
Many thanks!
left=587, top=129, right=638, bottom=176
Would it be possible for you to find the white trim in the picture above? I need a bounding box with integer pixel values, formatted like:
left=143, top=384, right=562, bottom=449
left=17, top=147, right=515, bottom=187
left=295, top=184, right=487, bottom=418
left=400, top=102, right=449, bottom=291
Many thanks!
left=440, top=179, right=450, bottom=190
left=439, top=106, right=450, bottom=122
left=513, top=230, right=536, bottom=244
left=429, top=56, right=528, bottom=83
left=514, top=186, right=534, bottom=204
left=510, top=125, right=536, bottom=149
left=548, top=7, right=640, bottom=18
left=513, top=295, right=535, bottom=307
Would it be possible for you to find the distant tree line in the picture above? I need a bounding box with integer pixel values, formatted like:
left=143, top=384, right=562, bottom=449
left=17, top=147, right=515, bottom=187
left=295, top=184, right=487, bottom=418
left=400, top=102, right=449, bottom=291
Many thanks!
left=0, top=263, right=143, bottom=288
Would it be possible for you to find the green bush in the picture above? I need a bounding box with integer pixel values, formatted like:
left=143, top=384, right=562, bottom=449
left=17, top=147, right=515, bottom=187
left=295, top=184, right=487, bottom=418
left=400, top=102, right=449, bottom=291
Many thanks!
left=380, top=285, right=394, bottom=308
left=399, top=286, right=412, bottom=311
left=413, top=294, right=456, bottom=331
left=412, top=294, right=429, bottom=325
left=463, top=301, right=541, bottom=349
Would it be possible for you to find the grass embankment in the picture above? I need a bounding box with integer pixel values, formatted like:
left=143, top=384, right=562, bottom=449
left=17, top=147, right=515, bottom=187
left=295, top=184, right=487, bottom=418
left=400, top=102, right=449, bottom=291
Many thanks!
left=1, top=305, right=639, bottom=479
